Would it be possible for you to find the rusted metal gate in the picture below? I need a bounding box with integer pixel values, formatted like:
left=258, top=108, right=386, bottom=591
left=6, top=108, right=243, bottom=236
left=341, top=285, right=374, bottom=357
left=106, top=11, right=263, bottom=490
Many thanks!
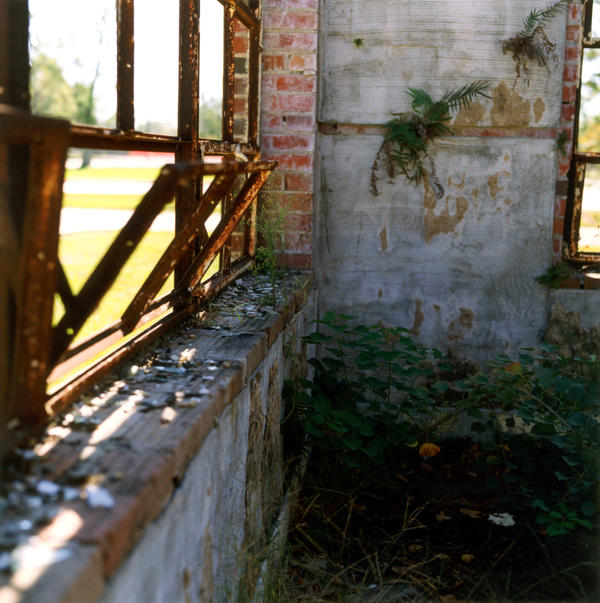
left=0, top=0, right=272, bottom=456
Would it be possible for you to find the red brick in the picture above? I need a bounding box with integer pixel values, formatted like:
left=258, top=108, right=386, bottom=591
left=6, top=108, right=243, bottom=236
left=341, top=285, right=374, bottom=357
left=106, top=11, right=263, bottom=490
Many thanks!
left=553, top=236, right=563, bottom=255
left=265, top=153, right=313, bottom=171
left=264, top=10, right=318, bottom=30
left=553, top=217, right=564, bottom=235
left=234, top=97, right=247, bottom=113
left=278, top=94, right=316, bottom=112
left=282, top=114, right=316, bottom=131
left=568, top=1, right=583, bottom=24
left=561, top=104, right=575, bottom=123
left=283, top=231, right=312, bottom=254
left=264, top=32, right=318, bottom=51
left=290, top=54, right=317, bottom=71
left=280, top=252, right=312, bottom=270
left=261, top=74, right=277, bottom=92
left=261, top=113, right=284, bottom=131
left=563, top=63, right=579, bottom=82
left=270, top=133, right=314, bottom=151
left=584, top=276, right=600, bottom=290
left=261, top=94, right=279, bottom=112
left=285, top=173, right=313, bottom=191
left=562, top=84, right=577, bottom=103
left=564, top=45, right=580, bottom=62
left=264, top=171, right=284, bottom=191
left=282, top=191, right=313, bottom=211
left=276, top=74, right=316, bottom=92
left=264, top=0, right=318, bottom=9
left=234, top=35, right=248, bottom=54
left=283, top=211, right=312, bottom=232
left=566, top=25, right=581, bottom=42
left=262, top=54, right=286, bottom=71
left=554, top=196, right=566, bottom=217
left=234, top=77, right=248, bottom=95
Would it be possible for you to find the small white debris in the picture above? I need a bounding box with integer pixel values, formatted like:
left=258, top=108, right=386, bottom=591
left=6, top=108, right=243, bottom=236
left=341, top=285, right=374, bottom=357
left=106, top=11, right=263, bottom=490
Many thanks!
left=62, top=487, right=81, bottom=502
left=12, top=540, right=73, bottom=568
left=36, top=480, right=61, bottom=497
left=84, top=485, right=115, bottom=509
left=488, top=512, right=515, bottom=527
left=0, top=552, right=12, bottom=572
left=197, top=387, right=211, bottom=395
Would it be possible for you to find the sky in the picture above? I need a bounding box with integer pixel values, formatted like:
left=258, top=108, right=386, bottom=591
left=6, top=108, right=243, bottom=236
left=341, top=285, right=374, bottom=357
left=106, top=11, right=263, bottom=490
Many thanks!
left=29, top=0, right=224, bottom=129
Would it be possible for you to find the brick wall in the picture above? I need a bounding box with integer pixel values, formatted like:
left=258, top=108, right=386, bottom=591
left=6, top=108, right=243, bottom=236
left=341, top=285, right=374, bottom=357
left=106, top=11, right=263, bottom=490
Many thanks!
left=259, top=0, right=318, bottom=269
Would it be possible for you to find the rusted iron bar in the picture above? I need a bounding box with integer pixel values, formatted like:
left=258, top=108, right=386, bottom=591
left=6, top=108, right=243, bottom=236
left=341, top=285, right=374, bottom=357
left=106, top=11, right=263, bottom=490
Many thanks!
left=47, top=294, right=174, bottom=386
left=117, top=0, right=135, bottom=131
left=215, top=0, right=259, bottom=30
left=223, top=4, right=236, bottom=142
left=244, top=196, right=258, bottom=256
left=55, top=261, right=76, bottom=314
left=248, top=26, right=260, bottom=146
left=46, top=302, right=198, bottom=417
left=51, top=166, right=183, bottom=364
left=121, top=165, right=242, bottom=329
left=69, top=125, right=259, bottom=155
left=192, top=255, right=253, bottom=304
left=574, top=151, right=600, bottom=164
left=179, top=162, right=276, bottom=294
left=177, top=0, right=201, bottom=282
left=1, top=108, right=69, bottom=426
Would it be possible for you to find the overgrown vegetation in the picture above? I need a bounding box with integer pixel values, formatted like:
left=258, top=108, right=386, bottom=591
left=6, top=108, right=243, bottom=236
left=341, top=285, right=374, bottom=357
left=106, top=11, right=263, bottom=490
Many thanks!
left=535, top=260, right=572, bottom=288
left=281, top=312, right=599, bottom=599
left=370, top=82, right=490, bottom=197
left=502, top=0, right=568, bottom=87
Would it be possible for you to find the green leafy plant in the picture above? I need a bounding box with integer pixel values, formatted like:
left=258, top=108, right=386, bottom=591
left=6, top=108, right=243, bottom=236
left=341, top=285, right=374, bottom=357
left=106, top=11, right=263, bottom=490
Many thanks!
left=253, top=193, right=288, bottom=307
left=370, top=81, right=490, bottom=197
left=535, top=261, right=571, bottom=288
left=502, top=0, right=568, bottom=87
left=460, top=346, right=599, bottom=536
left=287, top=312, right=453, bottom=469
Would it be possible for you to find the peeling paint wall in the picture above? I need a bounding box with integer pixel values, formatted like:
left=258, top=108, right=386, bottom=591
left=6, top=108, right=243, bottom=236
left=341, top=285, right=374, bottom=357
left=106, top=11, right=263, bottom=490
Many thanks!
left=316, top=0, right=570, bottom=362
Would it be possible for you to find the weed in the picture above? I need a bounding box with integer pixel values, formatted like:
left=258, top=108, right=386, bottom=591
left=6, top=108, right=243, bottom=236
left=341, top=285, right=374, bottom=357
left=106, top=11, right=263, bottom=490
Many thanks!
left=502, top=0, right=567, bottom=87
left=370, top=82, right=490, bottom=197
left=535, top=261, right=571, bottom=288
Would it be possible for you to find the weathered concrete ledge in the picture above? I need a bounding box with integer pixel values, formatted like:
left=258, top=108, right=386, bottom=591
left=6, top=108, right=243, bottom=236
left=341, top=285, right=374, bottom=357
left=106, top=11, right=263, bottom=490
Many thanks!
left=0, top=272, right=315, bottom=603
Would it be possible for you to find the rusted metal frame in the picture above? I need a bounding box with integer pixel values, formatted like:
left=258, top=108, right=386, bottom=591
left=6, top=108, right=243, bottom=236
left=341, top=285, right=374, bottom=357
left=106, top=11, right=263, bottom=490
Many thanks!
left=46, top=301, right=199, bottom=417
left=50, top=166, right=182, bottom=365
left=564, top=0, right=600, bottom=264
left=223, top=3, right=236, bottom=142
left=178, top=163, right=276, bottom=294
left=0, top=109, right=70, bottom=426
left=47, top=293, right=175, bottom=386
left=244, top=194, right=258, bottom=256
left=117, top=0, right=135, bottom=131
left=192, top=255, right=254, bottom=304
left=120, top=164, right=242, bottom=330
left=69, top=125, right=259, bottom=154
left=247, top=24, right=261, bottom=146
left=215, top=0, right=259, bottom=30
left=176, top=0, right=201, bottom=282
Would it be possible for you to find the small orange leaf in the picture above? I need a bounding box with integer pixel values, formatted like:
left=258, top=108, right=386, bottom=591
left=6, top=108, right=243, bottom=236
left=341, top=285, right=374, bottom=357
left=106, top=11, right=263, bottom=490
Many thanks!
left=461, top=553, right=475, bottom=563
left=419, top=442, right=440, bottom=457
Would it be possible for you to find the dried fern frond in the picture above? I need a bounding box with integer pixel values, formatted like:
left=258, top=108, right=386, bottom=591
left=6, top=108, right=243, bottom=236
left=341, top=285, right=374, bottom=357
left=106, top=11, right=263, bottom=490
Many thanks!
left=519, top=0, right=567, bottom=38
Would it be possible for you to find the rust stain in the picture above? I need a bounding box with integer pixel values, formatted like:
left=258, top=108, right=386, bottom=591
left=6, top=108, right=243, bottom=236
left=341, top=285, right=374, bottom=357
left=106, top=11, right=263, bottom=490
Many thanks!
left=378, top=288, right=383, bottom=299
left=487, top=171, right=510, bottom=200
left=448, top=172, right=466, bottom=190
left=504, top=197, right=513, bottom=205
left=378, top=224, right=388, bottom=251
left=504, top=153, right=510, bottom=162
left=448, top=308, right=474, bottom=342
left=410, top=299, right=424, bottom=335
left=533, top=97, right=545, bottom=123
left=490, top=82, right=530, bottom=126
left=453, top=100, right=486, bottom=126
left=424, top=176, right=468, bottom=242
left=472, top=188, right=479, bottom=200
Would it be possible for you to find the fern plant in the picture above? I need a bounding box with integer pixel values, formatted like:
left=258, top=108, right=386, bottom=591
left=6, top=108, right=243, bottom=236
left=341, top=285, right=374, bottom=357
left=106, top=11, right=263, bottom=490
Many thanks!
left=370, top=81, right=490, bottom=196
left=502, top=0, right=568, bottom=86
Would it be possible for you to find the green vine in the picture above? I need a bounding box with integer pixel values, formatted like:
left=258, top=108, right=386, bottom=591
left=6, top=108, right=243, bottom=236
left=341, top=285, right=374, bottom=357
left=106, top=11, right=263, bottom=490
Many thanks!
left=370, top=81, right=490, bottom=197
left=502, top=0, right=568, bottom=87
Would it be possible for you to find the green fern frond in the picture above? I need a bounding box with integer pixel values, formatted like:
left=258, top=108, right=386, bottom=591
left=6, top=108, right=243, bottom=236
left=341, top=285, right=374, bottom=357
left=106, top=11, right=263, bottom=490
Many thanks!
left=519, top=0, right=567, bottom=38
left=440, top=80, right=491, bottom=113
left=406, top=88, right=435, bottom=112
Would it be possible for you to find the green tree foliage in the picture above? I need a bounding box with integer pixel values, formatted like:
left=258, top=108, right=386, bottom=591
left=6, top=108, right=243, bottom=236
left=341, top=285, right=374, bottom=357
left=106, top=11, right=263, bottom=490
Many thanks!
left=199, top=97, right=223, bottom=139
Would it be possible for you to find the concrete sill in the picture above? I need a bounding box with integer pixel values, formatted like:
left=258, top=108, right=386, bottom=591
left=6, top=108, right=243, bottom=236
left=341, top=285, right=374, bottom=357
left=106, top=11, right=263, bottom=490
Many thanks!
left=0, top=271, right=313, bottom=603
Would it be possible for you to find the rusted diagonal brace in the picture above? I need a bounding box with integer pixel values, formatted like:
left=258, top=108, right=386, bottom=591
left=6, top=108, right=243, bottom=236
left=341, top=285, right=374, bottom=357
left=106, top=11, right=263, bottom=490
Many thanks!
left=55, top=260, right=77, bottom=314
left=178, top=162, right=276, bottom=296
left=120, top=164, right=242, bottom=331
left=50, top=165, right=184, bottom=364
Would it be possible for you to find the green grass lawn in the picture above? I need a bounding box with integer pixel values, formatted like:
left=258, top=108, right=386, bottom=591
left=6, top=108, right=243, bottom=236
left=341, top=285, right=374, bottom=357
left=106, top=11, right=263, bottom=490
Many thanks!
left=56, top=231, right=175, bottom=342
left=65, top=166, right=162, bottom=181
left=62, top=193, right=170, bottom=210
